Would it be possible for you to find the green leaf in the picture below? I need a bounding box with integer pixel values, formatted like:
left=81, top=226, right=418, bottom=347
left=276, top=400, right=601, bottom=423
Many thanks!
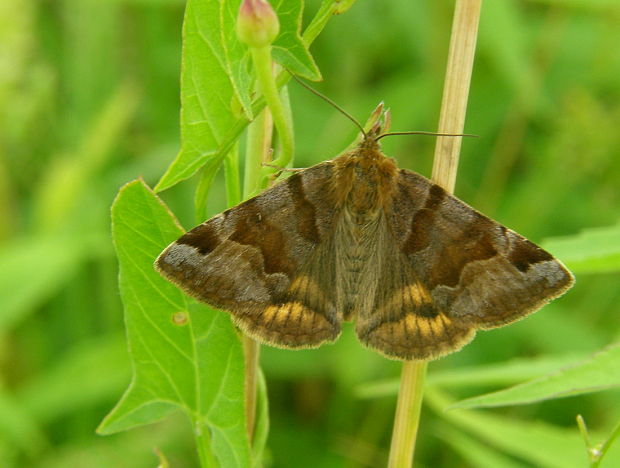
left=452, top=343, right=620, bottom=409
left=154, top=0, right=252, bottom=193
left=451, top=411, right=587, bottom=468
left=99, top=180, right=249, bottom=467
left=272, top=0, right=321, bottom=80
left=542, top=221, right=620, bottom=274
left=155, top=0, right=321, bottom=193
left=529, top=0, right=620, bottom=10
left=428, top=390, right=591, bottom=468
left=439, top=426, right=530, bottom=468
left=354, top=353, right=586, bottom=399
left=429, top=353, right=589, bottom=388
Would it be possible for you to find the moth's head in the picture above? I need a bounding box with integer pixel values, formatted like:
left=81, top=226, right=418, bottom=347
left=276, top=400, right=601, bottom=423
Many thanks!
left=358, top=102, right=390, bottom=150
left=363, top=102, right=390, bottom=137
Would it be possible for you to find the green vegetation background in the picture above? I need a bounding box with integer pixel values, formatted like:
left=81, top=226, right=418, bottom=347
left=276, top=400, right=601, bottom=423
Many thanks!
left=1, top=0, right=619, bottom=467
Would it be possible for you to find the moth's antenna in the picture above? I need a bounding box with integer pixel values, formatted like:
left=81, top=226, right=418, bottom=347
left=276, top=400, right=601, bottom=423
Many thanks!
left=289, top=73, right=367, bottom=138
left=375, top=131, right=478, bottom=141
left=289, top=72, right=476, bottom=142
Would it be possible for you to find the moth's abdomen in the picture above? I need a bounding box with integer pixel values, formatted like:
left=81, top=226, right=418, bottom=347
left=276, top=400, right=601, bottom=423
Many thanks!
left=335, top=208, right=386, bottom=320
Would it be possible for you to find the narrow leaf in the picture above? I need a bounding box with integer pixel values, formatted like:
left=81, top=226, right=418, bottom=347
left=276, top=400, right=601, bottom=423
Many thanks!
left=440, top=426, right=530, bottom=468
left=529, top=0, right=620, bottom=10
left=543, top=221, right=620, bottom=274
left=452, top=343, right=620, bottom=409
left=355, top=353, right=586, bottom=399
left=428, top=390, right=589, bottom=468
left=428, top=353, right=588, bottom=387
left=251, top=371, right=270, bottom=467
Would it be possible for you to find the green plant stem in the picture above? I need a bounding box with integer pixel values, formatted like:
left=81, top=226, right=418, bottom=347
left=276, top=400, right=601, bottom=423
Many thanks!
left=242, top=43, right=294, bottom=446
left=195, top=421, right=218, bottom=467
left=194, top=159, right=221, bottom=223
left=224, top=143, right=241, bottom=206
left=579, top=414, right=620, bottom=468
left=243, top=337, right=260, bottom=442
left=240, top=50, right=295, bottom=445
left=250, top=45, right=294, bottom=188
left=387, top=361, right=427, bottom=467
left=242, top=101, right=275, bottom=445
left=577, top=415, right=593, bottom=456
left=597, top=419, right=620, bottom=467
left=277, top=83, right=294, bottom=162
left=194, top=143, right=240, bottom=223
left=244, top=107, right=274, bottom=197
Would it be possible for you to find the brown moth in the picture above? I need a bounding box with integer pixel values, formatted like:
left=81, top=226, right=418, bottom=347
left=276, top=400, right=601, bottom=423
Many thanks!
left=155, top=127, right=574, bottom=361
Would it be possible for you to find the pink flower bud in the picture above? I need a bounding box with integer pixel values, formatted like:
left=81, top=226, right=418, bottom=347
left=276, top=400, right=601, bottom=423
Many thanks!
left=236, top=0, right=280, bottom=47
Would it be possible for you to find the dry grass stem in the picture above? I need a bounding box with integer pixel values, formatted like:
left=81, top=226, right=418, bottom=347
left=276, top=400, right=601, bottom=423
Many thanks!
left=388, top=1, right=482, bottom=467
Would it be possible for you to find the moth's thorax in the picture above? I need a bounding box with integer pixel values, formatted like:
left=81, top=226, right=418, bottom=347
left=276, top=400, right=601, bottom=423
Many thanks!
left=332, top=139, right=398, bottom=216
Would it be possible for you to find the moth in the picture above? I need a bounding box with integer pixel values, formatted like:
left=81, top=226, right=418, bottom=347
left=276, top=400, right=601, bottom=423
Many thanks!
left=156, top=124, right=574, bottom=361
